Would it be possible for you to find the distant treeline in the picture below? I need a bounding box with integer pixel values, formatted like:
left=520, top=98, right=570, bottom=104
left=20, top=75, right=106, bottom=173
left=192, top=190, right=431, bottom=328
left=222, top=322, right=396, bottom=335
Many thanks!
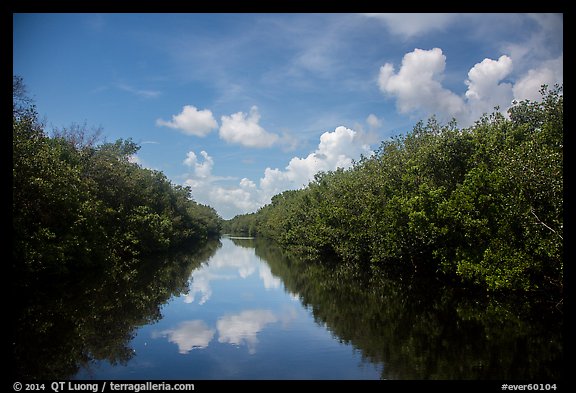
left=13, top=76, right=222, bottom=286
left=223, top=86, right=563, bottom=293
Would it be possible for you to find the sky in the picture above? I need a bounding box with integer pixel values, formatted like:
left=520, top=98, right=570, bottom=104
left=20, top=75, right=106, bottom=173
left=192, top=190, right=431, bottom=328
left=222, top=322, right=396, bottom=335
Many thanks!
left=13, top=13, right=563, bottom=219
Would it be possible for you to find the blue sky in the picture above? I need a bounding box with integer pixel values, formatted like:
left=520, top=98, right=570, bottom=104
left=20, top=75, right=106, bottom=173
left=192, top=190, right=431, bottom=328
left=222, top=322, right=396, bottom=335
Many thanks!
left=13, top=13, right=563, bottom=219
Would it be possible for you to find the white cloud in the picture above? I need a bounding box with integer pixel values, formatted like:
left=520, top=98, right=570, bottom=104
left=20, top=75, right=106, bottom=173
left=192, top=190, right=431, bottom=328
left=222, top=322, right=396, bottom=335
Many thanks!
left=182, top=126, right=371, bottom=219
left=183, top=150, right=214, bottom=179
left=512, top=55, right=563, bottom=102
left=219, top=106, right=279, bottom=148
left=464, top=55, right=514, bottom=120
left=182, top=150, right=258, bottom=219
left=217, top=309, right=278, bottom=354
left=378, top=48, right=466, bottom=120
left=378, top=47, right=563, bottom=126
left=157, top=105, right=218, bottom=137
left=363, top=13, right=458, bottom=38
left=465, top=55, right=513, bottom=100
left=127, top=154, right=157, bottom=171
left=153, top=320, right=215, bottom=354
left=259, top=126, right=372, bottom=198
left=366, top=114, right=382, bottom=129
left=208, top=185, right=263, bottom=220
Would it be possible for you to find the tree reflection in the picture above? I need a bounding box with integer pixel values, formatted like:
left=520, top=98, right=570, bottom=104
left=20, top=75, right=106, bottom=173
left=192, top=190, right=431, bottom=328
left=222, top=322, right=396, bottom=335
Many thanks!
left=254, top=238, right=563, bottom=380
left=11, top=240, right=221, bottom=380
left=227, top=236, right=256, bottom=249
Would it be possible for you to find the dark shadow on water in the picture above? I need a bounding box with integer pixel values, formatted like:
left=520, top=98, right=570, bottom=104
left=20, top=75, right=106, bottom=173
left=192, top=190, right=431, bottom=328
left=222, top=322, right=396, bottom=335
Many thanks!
left=252, top=237, right=563, bottom=380
left=227, top=235, right=256, bottom=249
left=11, top=239, right=221, bottom=380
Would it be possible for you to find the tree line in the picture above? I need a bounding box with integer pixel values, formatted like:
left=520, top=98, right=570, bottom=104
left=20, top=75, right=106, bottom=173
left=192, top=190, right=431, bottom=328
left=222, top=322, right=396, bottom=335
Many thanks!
left=13, top=76, right=222, bottom=286
left=224, top=86, right=563, bottom=294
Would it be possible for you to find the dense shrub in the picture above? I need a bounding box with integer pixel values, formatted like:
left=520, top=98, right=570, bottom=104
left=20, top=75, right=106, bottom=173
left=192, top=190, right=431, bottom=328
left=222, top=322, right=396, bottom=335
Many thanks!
left=227, top=86, right=563, bottom=293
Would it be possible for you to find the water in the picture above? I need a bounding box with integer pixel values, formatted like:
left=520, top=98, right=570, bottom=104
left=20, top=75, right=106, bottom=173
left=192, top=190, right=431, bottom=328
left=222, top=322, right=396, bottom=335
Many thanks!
left=12, top=237, right=563, bottom=380
left=74, top=237, right=380, bottom=379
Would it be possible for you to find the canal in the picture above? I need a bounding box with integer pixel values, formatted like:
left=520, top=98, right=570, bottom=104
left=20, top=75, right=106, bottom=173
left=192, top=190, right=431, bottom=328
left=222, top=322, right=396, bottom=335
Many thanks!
left=13, top=236, right=563, bottom=380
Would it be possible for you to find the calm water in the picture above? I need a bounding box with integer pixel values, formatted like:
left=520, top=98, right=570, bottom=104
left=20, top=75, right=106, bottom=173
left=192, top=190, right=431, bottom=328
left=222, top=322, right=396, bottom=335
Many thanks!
left=13, top=236, right=563, bottom=380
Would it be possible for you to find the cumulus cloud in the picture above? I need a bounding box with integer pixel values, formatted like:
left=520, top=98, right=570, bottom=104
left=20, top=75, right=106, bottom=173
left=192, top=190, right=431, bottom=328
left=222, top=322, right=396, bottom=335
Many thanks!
left=183, top=150, right=214, bottom=179
left=217, top=310, right=278, bottom=354
left=182, top=126, right=371, bottom=219
left=183, top=161, right=263, bottom=220
left=157, top=105, right=218, bottom=137
left=378, top=47, right=563, bottom=126
left=153, top=320, right=215, bottom=354
left=219, top=106, right=279, bottom=148
left=378, top=48, right=466, bottom=120
left=259, top=126, right=372, bottom=197
left=181, top=150, right=259, bottom=219
left=207, top=184, right=263, bottom=219
left=464, top=55, right=514, bottom=120
left=363, top=13, right=458, bottom=38
left=512, top=55, right=563, bottom=102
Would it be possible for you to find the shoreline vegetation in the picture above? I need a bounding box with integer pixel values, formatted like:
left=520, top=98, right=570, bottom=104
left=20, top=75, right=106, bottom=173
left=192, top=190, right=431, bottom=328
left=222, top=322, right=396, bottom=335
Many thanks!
left=13, top=77, right=563, bottom=301
left=223, top=85, right=563, bottom=300
left=13, top=76, right=223, bottom=287
left=12, top=76, right=224, bottom=379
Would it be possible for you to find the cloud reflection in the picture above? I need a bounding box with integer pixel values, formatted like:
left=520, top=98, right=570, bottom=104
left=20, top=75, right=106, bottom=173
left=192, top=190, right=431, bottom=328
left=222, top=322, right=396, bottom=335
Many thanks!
left=259, top=265, right=281, bottom=289
left=183, top=240, right=282, bottom=305
left=153, top=320, right=215, bottom=354
left=209, top=244, right=257, bottom=277
left=217, top=310, right=278, bottom=354
left=183, top=270, right=234, bottom=305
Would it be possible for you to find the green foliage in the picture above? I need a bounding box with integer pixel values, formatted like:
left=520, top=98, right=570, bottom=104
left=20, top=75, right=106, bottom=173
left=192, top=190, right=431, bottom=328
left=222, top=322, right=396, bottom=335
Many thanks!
left=222, top=212, right=258, bottom=236
left=12, top=77, right=224, bottom=378
left=12, top=78, right=223, bottom=284
left=12, top=239, right=221, bottom=379
left=239, top=86, right=563, bottom=293
left=256, top=237, right=562, bottom=380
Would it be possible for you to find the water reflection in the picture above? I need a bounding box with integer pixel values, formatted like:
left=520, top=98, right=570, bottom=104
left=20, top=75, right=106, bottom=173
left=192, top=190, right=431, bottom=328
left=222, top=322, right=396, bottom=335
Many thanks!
left=255, top=238, right=563, bottom=380
left=182, top=238, right=281, bottom=305
left=217, top=309, right=278, bottom=354
left=152, top=320, right=215, bottom=353
left=154, top=238, right=290, bottom=356
left=16, top=235, right=561, bottom=380
left=11, top=240, right=221, bottom=379
left=152, top=309, right=288, bottom=356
